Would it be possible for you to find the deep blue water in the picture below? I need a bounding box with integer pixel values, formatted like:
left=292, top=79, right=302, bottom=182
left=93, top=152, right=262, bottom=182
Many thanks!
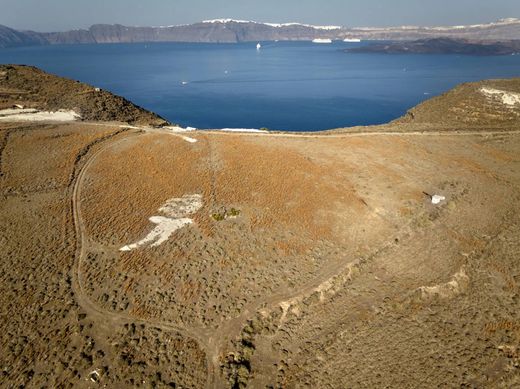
left=1, top=41, right=520, bottom=131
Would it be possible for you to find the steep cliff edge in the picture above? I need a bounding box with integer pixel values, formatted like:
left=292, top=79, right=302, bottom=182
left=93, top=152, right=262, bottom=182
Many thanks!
left=0, top=25, right=48, bottom=48
left=2, top=18, right=520, bottom=48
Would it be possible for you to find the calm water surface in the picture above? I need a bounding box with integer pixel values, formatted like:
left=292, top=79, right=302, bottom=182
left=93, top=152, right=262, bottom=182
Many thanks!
left=1, top=41, right=520, bottom=131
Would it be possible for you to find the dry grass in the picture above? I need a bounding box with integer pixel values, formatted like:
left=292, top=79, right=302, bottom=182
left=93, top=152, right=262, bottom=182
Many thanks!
left=82, top=133, right=209, bottom=245
left=0, top=123, right=207, bottom=388
left=211, top=134, right=361, bottom=240
left=3, top=115, right=520, bottom=388
left=1, top=123, right=121, bottom=192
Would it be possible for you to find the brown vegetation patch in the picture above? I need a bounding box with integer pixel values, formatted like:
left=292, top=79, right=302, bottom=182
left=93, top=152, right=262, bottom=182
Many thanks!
left=82, top=133, right=209, bottom=245
left=1, top=123, right=121, bottom=194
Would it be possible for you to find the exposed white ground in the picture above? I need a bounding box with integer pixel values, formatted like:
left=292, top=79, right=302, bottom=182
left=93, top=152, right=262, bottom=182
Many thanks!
left=480, top=87, right=520, bottom=107
left=180, top=136, right=198, bottom=143
left=164, top=126, right=196, bottom=133
left=417, top=266, right=469, bottom=299
left=0, top=108, right=81, bottom=122
left=119, top=217, right=193, bottom=251
left=158, top=194, right=203, bottom=218
left=119, top=194, right=203, bottom=252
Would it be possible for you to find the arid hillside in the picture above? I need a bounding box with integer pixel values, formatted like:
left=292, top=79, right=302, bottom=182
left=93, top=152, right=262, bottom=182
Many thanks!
left=1, top=67, right=520, bottom=388
left=396, top=77, right=520, bottom=127
left=0, top=65, right=168, bottom=126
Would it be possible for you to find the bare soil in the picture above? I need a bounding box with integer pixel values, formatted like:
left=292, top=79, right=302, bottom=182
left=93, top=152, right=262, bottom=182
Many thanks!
left=1, top=67, right=520, bottom=388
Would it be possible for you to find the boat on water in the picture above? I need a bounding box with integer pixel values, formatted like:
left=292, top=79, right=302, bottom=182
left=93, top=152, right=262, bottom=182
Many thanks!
left=344, top=38, right=361, bottom=43
left=312, top=38, right=332, bottom=44
left=256, top=42, right=261, bottom=50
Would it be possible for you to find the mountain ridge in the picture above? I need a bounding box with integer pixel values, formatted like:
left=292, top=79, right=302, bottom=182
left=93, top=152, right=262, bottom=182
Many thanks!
left=1, top=18, right=520, bottom=48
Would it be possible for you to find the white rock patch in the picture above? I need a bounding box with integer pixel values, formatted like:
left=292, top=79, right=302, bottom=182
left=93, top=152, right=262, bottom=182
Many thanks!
left=417, top=266, right=469, bottom=300
left=0, top=108, right=81, bottom=122
left=180, top=136, right=198, bottom=143
left=161, top=126, right=198, bottom=143
left=119, top=217, right=193, bottom=251
left=119, top=194, right=203, bottom=252
left=480, top=87, right=520, bottom=107
left=165, top=126, right=197, bottom=132
left=158, top=194, right=203, bottom=218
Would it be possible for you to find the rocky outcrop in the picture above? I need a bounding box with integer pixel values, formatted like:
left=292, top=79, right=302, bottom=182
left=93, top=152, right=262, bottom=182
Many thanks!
left=0, top=64, right=168, bottom=126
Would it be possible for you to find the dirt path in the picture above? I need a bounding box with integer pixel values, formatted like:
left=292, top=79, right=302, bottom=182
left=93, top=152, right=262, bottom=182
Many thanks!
left=77, top=120, right=520, bottom=139
left=68, top=122, right=520, bottom=388
left=69, top=129, right=218, bottom=387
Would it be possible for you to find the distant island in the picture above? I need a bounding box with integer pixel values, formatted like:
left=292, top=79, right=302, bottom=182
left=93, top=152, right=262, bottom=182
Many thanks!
left=347, top=38, right=520, bottom=55
left=1, top=18, right=520, bottom=48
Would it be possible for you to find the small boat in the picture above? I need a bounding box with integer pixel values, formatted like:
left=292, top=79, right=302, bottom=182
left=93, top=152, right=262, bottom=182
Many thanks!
left=256, top=43, right=261, bottom=50
left=312, top=38, right=332, bottom=44
left=343, top=38, right=361, bottom=43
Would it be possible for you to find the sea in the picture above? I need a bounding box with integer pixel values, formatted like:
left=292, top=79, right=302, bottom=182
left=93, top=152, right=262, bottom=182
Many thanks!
left=1, top=41, right=520, bottom=131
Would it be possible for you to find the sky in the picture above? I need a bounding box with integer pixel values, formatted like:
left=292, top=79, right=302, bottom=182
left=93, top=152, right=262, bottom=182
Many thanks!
left=1, top=0, right=519, bottom=32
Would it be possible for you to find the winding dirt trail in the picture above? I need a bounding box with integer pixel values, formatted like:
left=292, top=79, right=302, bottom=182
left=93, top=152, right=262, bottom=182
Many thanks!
left=69, top=128, right=219, bottom=387
left=68, top=122, right=520, bottom=388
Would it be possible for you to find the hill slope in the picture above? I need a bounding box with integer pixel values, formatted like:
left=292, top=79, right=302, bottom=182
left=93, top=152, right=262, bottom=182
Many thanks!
left=396, top=78, right=520, bottom=127
left=1, top=68, right=520, bottom=388
left=0, top=65, right=168, bottom=126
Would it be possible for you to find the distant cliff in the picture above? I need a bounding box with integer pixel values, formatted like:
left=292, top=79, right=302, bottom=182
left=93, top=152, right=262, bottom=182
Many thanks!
left=2, top=18, right=520, bottom=48
left=347, top=38, right=520, bottom=55
left=0, top=25, right=48, bottom=48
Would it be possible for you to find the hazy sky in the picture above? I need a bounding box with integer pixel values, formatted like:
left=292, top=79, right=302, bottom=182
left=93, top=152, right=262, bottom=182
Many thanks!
left=1, top=0, right=519, bottom=32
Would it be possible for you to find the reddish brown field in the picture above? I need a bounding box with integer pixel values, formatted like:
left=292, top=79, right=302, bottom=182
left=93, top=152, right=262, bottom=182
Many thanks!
left=2, top=71, right=520, bottom=389
left=72, top=126, right=520, bottom=387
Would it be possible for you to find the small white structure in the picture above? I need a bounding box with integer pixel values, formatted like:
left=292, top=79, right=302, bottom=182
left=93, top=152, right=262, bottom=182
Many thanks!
left=312, top=38, right=333, bottom=44
left=89, top=370, right=101, bottom=383
left=431, top=195, right=446, bottom=205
